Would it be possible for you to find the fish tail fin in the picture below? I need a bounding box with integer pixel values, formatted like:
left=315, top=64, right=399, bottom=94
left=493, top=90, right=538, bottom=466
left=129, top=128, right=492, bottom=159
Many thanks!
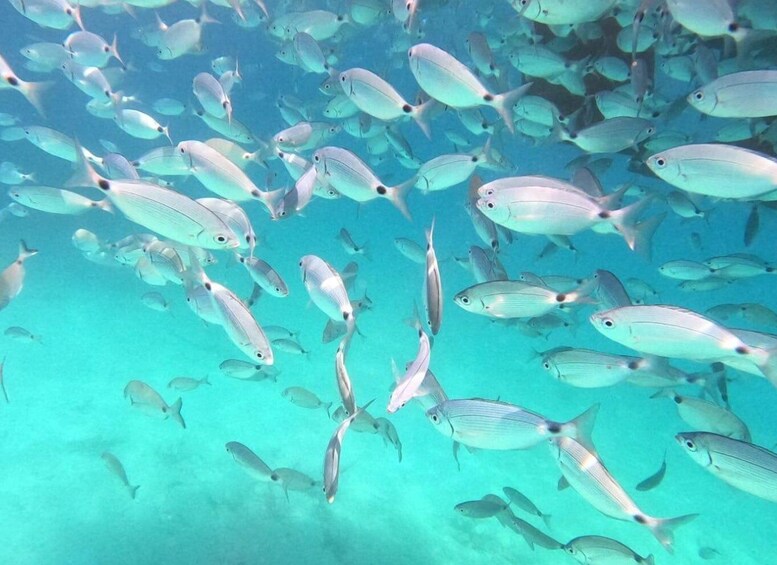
left=257, top=187, right=287, bottom=217
left=19, top=79, right=52, bottom=117
left=128, top=484, right=140, bottom=499
left=198, top=2, right=220, bottom=25
left=756, top=347, right=777, bottom=386
left=569, top=403, right=599, bottom=454
left=202, top=375, right=211, bottom=386
left=412, top=97, right=435, bottom=139
left=71, top=3, right=85, bottom=30
left=541, top=513, right=552, bottom=529
left=18, top=240, right=38, bottom=261
left=608, top=196, right=658, bottom=253
left=96, top=198, right=114, bottom=214
left=66, top=141, right=103, bottom=189
left=491, top=82, right=532, bottom=134
left=111, top=34, right=124, bottom=67
left=644, top=555, right=655, bottom=565
left=324, top=401, right=332, bottom=418
left=389, top=177, right=414, bottom=221
left=647, top=513, right=698, bottom=553
left=169, top=397, right=186, bottom=429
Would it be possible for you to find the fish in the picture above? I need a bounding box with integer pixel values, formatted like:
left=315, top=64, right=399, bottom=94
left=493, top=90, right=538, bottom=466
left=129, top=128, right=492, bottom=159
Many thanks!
left=653, top=390, right=751, bottom=441
left=140, top=292, right=170, bottom=313
left=101, top=452, right=139, bottom=499
left=0, top=241, right=38, bottom=311
left=387, top=327, right=432, bottom=413
left=590, top=304, right=777, bottom=384
left=225, top=441, right=274, bottom=482
left=689, top=70, right=777, bottom=118
left=299, top=255, right=354, bottom=336
left=311, top=146, right=413, bottom=220
left=0, top=356, right=8, bottom=403
left=394, top=237, right=425, bottom=264
left=67, top=149, right=239, bottom=251
left=646, top=144, right=777, bottom=200
left=334, top=340, right=356, bottom=416
left=636, top=452, right=667, bottom=492
left=423, top=220, right=443, bottom=335
left=123, top=380, right=185, bottom=429
left=0, top=53, right=49, bottom=115
left=8, top=185, right=112, bottom=215
left=454, top=498, right=510, bottom=519
left=563, top=535, right=655, bottom=564
left=4, top=326, right=42, bottom=343
left=237, top=255, right=288, bottom=297
left=167, top=376, right=210, bottom=392
left=454, top=280, right=590, bottom=320
left=426, top=399, right=598, bottom=451
left=676, top=432, right=777, bottom=503
left=282, top=387, right=332, bottom=417
left=550, top=436, right=696, bottom=552
left=339, top=67, right=433, bottom=137
left=501, top=486, right=551, bottom=527
left=407, top=43, right=531, bottom=133
left=323, top=401, right=372, bottom=503
left=219, top=359, right=278, bottom=382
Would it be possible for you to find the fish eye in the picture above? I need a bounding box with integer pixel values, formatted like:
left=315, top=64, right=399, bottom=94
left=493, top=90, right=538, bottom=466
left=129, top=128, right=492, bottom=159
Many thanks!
left=340, top=75, right=346, bottom=82
left=430, top=414, right=439, bottom=423
left=654, top=157, right=666, bottom=168
left=693, top=91, right=704, bottom=101
left=216, top=235, right=227, bottom=243
left=256, top=352, right=264, bottom=359
left=313, top=155, right=320, bottom=162
left=459, top=296, right=470, bottom=305
left=684, top=439, right=696, bottom=451
left=646, top=127, right=655, bottom=135
left=485, top=189, right=494, bottom=196
left=564, top=547, right=574, bottom=555
left=543, top=362, right=550, bottom=369
left=602, top=318, right=614, bottom=328
left=486, top=202, right=495, bottom=209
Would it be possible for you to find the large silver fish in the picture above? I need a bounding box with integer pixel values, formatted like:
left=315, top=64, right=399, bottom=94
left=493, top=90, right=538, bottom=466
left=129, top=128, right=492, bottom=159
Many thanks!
left=550, top=436, right=696, bottom=552
left=677, top=432, right=777, bottom=504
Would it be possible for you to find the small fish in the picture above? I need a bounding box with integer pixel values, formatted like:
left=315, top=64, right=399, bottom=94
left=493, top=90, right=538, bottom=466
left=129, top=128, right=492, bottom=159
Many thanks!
left=563, top=535, right=654, bottom=564
left=454, top=498, right=509, bottom=519
left=140, top=292, right=170, bottom=313
left=375, top=417, right=402, bottom=462
left=300, top=255, right=354, bottom=336
left=501, top=486, right=551, bottom=527
left=744, top=205, right=760, bottom=247
left=337, top=228, right=368, bottom=258
left=219, top=359, right=278, bottom=382
left=167, top=376, right=210, bottom=392
left=0, top=356, right=8, bottom=403
left=101, top=452, right=139, bottom=499
left=123, top=380, right=185, bottom=429
left=282, top=387, right=332, bottom=416
left=4, top=326, right=42, bottom=343
left=225, top=441, right=274, bottom=482
left=335, top=340, right=356, bottom=416
left=394, top=237, right=425, bottom=264
left=636, top=451, right=667, bottom=492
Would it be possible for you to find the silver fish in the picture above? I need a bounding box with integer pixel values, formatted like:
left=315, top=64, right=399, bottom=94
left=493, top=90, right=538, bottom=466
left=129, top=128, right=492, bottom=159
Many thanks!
left=676, top=432, right=777, bottom=503
left=426, top=399, right=597, bottom=451
left=550, top=436, right=696, bottom=552
left=424, top=220, right=443, bottom=335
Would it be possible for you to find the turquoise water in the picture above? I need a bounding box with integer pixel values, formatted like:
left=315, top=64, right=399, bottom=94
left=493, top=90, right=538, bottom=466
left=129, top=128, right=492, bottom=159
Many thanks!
left=1, top=1, right=777, bottom=564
